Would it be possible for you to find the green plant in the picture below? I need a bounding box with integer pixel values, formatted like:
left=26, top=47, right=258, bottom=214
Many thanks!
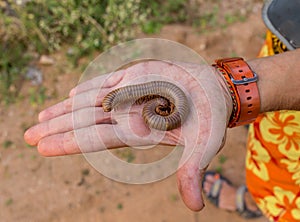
left=5, top=198, right=13, bottom=206
left=0, top=0, right=248, bottom=104
left=3, top=140, right=13, bottom=149
left=31, top=154, right=37, bottom=160
left=0, top=2, right=29, bottom=104
left=225, top=13, right=246, bottom=25
left=17, top=0, right=149, bottom=54
left=17, top=153, right=24, bottom=158
left=28, top=86, right=47, bottom=106
left=215, top=154, right=228, bottom=174
left=117, top=203, right=123, bottom=210
left=26, top=143, right=35, bottom=149
left=141, top=0, right=188, bottom=34
left=0, top=0, right=149, bottom=103
left=193, top=5, right=219, bottom=31
left=218, top=154, right=227, bottom=164
left=81, top=169, right=90, bottom=176
left=115, top=148, right=136, bottom=163
left=170, top=194, right=179, bottom=202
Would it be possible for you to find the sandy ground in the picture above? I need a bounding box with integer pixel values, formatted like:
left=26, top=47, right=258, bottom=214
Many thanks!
left=0, top=1, right=271, bottom=222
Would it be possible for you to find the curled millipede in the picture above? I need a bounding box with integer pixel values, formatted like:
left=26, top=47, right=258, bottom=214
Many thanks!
left=102, top=81, right=189, bottom=131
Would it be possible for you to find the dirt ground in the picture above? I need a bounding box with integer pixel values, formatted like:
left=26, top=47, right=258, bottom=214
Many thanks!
left=0, top=1, right=271, bottom=222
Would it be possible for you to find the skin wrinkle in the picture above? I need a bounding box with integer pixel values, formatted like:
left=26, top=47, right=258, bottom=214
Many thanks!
left=87, top=125, right=100, bottom=152
left=76, top=125, right=96, bottom=153
left=213, top=68, right=233, bottom=124
left=44, top=89, right=100, bottom=122
left=46, top=114, right=62, bottom=137
left=255, top=58, right=283, bottom=112
left=63, top=98, right=73, bottom=116
left=102, top=69, right=125, bottom=88
left=165, top=129, right=183, bottom=145
left=69, top=69, right=125, bottom=97
left=249, top=49, right=300, bottom=112
left=271, top=58, right=289, bottom=110
left=75, top=107, right=109, bottom=127
left=281, top=60, right=300, bottom=111
left=126, top=111, right=168, bottom=147
left=127, top=108, right=150, bottom=137
left=39, top=97, right=73, bottom=122
left=35, top=107, right=111, bottom=147
left=106, top=123, right=128, bottom=148
left=38, top=133, right=65, bottom=156
left=177, top=163, right=205, bottom=211
left=62, top=132, right=70, bottom=155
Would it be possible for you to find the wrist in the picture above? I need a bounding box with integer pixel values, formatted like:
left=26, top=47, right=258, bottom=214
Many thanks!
left=246, top=58, right=274, bottom=113
left=247, top=52, right=298, bottom=113
left=247, top=49, right=300, bottom=113
left=212, top=57, right=261, bottom=127
left=215, top=49, right=300, bottom=117
left=213, top=67, right=233, bottom=126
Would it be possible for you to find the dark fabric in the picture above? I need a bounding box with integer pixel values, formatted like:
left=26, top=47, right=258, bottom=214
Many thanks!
left=266, top=0, right=300, bottom=49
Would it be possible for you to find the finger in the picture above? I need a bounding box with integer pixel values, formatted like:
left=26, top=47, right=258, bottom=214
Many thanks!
left=177, top=131, right=225, bottom=211
left=176, top=128, right=225, bottom=211
left=37, top=123, right=152, bottom=156
left=177, top=154, right=206, bottom=211
left=69, top=75, right=106, bottom=97
left=68, top=60, right=174, bottom=97
left=37, top=124, right=125, bottom=156
left=38, top=88, right=111, bottom=122
left=50, top=61, right=172, bottom=122
left=69, top=69, right=125, bottom=97
left=25, top=107, right=113, bottom=146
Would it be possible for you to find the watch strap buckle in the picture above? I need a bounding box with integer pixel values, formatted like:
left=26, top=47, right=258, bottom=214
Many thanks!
left=230, top=72, right=258, bottom=85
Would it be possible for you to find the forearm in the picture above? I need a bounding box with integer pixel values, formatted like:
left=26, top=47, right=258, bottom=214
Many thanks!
left=247, top=48, right=300, bottom=113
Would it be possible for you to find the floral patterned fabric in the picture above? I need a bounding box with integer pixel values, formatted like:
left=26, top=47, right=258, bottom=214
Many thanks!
left=246, top=31, right=300, bottom=222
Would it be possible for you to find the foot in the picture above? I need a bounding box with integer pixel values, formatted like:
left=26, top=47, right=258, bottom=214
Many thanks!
left=202, top=171, right=261, bottom=218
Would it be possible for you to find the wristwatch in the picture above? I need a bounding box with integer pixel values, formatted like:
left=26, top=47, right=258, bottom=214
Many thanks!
left=213, top=57, right=261, bottom=127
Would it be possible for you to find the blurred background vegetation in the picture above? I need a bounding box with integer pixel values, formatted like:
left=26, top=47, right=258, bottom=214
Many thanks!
left=0, top=0, right=247, bottom=105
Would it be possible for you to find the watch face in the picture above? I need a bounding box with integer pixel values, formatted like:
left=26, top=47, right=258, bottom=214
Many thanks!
left=263, top=0, right=300, bottom=50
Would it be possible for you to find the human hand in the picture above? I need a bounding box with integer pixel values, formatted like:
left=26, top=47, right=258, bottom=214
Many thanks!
left=24, top=60, right=232, bottom=211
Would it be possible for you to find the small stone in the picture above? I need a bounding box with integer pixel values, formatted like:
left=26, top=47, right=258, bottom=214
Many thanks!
left=66, top=47, right=76, bottom=56
left=25, top=67, right=43, bottom=85
left=199, top=42, right=207, bottom=50
left=39, top=55, right=55, bottom=65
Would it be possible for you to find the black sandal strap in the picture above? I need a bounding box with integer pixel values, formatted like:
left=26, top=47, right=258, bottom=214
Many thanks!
left=208, top=178, right=222, bottom=206
left=203, top=171, right=231, bottom=207
left=236, top=185, right=262, bottom=219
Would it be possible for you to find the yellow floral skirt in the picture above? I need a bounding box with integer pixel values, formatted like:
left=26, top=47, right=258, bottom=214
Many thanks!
left=246, top=31, right=300, bottom=222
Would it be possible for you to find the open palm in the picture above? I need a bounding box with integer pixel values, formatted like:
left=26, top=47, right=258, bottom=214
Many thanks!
left=24, top=60, right=232, bottom=211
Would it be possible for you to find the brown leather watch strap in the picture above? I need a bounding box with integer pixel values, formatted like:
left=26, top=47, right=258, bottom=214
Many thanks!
left=214, top=57, right=260, bottom=127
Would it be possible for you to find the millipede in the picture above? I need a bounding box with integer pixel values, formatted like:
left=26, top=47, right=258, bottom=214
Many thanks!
left=102, top=81, right=189, bottom=131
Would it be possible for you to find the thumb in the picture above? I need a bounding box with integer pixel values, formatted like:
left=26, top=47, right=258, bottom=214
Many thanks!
left=175, top=63, right=231, bottom=211
left=176, top=127, right=226, bottom=211
left=176, top=154, right=207, bottom=211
